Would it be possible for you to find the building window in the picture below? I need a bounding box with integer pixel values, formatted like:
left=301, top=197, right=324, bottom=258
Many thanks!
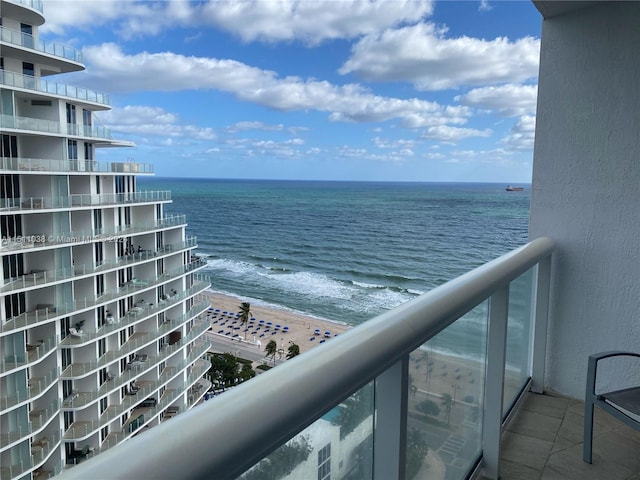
left=4, top=292, right=25, bottom=319
left=68, top=140, right=78, bottom=160
left=0, top=174, right=20, bottom=199
left=101, top=426, right=109, bottom=442
left=66, top=103, right=76, bottom=124
left=318, top=443, right=331, bottom=480
left=93, top=209, right=102, bottom=230
left=83, top=108, right=92, bottom=127
left=1, top=135, right=18, bottom=158
left=20, top=23, right=33, bottom=48
left=22, top=61, right=34, bottom=76
left=2, top=253, right=24, bottom=280
left=96, top=274, right=104, bottom=296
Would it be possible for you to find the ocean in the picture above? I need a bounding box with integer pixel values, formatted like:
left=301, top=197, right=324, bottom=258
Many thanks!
left=139, top=178, right=530, bottom=360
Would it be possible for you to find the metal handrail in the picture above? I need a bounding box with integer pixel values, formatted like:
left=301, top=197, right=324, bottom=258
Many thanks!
left=55, top=238, right=554, bottom=480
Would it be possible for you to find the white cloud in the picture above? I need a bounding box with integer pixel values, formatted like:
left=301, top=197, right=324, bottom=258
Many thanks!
left=501, top=115, right=536, bottom=150
left=43, top=0, right=434, bottom=44
left=421, top=125, right=492, bottom=142
left=100, top=105, right=216, bottom=140
left=79, top=44, right=471, bottom=129
left=455, top=84, right=538, bottom=116
left=372, top=137, right=416, bottom=149
left=339, top=23, right=540, bottom=90
left=226, top=121, right=285, bottom=133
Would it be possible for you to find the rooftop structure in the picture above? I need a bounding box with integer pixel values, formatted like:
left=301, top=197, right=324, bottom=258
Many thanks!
left=0, top=1, right=211, bottom=478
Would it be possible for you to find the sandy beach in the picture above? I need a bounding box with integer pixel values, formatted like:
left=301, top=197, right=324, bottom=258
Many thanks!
left=204, top=291, right=491, bottom=409
left=205, top=291, right=351, bottom=355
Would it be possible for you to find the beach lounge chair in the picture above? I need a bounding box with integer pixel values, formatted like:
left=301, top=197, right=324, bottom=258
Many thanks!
left=584, top=351, right=640, bottom=463
left=69, top=327, right=85, bottom=338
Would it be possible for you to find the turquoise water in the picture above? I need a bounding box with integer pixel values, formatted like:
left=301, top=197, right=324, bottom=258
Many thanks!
left=140, top=178, right=530, bottom=332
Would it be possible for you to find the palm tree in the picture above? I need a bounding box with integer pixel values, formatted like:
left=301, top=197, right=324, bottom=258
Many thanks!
left=441, top=393, right=453, bottom=425
left=238, top=302, right=252, bottom=329
left=265, top=340, right=278, bottom=365
left=286, top=343, right=300, bottom=359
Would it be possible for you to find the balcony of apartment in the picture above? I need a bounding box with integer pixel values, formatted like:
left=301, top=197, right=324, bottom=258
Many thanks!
left=52, top=238, right=553, bottom=480
left=60, top=297, right=209, bottom=358
left=0, top=156, right=154, bottom=175
left=0, top=214, right=187, bottom=253
left=0, top=269, right=208, bottom=336
left=60, top=317, right=210, bottom=383
left=0, top=190, right=172, bottom=213
left=48, top=237, right=640, bottom=480
left=0, top=70, right=109, bottom=107
left=0, top=399, right=60, bottom=454
left=0, top=429, right=61, bottom=480
left=0, top=366, right=59, bottom=411
left=0, top=333, right=57, bottom=376
left=63, top=339, right=211, bottom=443
left=0, top=114, right=112, bottom=140
left=5, top=0, right=44, bottom=14
left=0, top=24, right=83, bottom=67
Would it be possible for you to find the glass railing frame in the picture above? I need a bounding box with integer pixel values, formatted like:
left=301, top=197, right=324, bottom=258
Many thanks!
left=0, top=69, right=109, bottom=105
left=43, top=238, right=556, bottom=480
left=0, top=156, right=153, bottom=174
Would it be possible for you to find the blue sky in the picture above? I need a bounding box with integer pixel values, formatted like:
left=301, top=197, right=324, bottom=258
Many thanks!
left=43, top=0, right=542, bottom=182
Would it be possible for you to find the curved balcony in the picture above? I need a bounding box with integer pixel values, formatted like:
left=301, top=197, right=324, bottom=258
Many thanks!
left=0, top=190, right=172, bottom=212
left=1, top=429, right=61, bottom=480
left=0, top=70, right=109, bottom=106
left=60, top=315, right=210, bottom=381
left=7, top=0, right=44, bottom=12
left=0, top=214, right=187, bottom=253
left=60, top=294, right=209, bottom=351
left=0, top=25, right=82, bottom=62
left=63, top=339, right=210, bottom=442
left=0, top=399, right=60, bottom=453
left=0, top=157, right=153, bottom=174
left=0, top=269, right=208, bottom=335
left=0, top=366, right=60, bottom=411
left=0, top=333, right=57, bottom=376
left=0, top=114, right=111, bottom=139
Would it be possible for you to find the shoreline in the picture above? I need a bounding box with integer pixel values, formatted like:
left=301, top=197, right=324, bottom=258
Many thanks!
left=205, top=290, right=351, bottom=355
left=203, top=290, right=520, bottom=410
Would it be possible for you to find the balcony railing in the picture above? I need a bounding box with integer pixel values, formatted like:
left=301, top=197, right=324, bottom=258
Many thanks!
left=7, top=0, right=44, bottom=13
left=0, top=25, right=82, bottom=62
left=0, top=214, right=187, bottom=253
left=1, top=366, right=60, bottom=410
left=0, top=157, right=153, bottom=174
left=0, top=113, right=111, bottom=139
left=0, top=190, right=172, bottom=211
left=0, top=70, right=109, bottom=105
left=53, top=237, right=554, bottom=480
left=0, top=270, right=208, bottom=335
left=63, top=339, right=211, bottom=442
left=0, top=333, right=57, bottom=375
left=0, top=429, right=62, bottom=480
left=60, top=317, right=210, bottom=381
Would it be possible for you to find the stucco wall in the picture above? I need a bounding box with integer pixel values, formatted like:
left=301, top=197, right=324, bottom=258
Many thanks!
left=530, top=2, right=640, bottom=398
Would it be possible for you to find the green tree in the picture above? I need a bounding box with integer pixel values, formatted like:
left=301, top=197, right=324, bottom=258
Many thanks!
left=238, top=302, right=252, bottom=329
left=441, top=393, right=453, bottom=424
left=406, top=428, right=429, bottom=480
left=208, top=353, right=255, bottom=389
left=286, top=343, right=300, bottom=359
left=416, top=399, right=440, bottom=417
left=264, top=340, right=278, bottom=365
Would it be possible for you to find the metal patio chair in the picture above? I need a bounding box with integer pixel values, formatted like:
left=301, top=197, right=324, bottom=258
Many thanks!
left=584, top=351, right=640, bottom=463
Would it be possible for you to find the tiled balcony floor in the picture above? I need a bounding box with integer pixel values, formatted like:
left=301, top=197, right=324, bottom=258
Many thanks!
left=494, top=391, right=640, bottom=480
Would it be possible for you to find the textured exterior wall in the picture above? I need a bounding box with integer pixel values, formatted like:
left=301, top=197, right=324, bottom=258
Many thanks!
left=530, top=2, right=640, bottom=398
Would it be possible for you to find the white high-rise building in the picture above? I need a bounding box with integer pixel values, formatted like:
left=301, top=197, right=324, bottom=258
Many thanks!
left=0, top=1, right=212, bottom=478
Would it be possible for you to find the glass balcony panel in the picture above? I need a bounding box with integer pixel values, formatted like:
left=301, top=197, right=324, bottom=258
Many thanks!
left=236, top=383, right=374, bottom=480
left=503, top=267, right=535, bottom=414
left=406, top=301, right=488, bottom=480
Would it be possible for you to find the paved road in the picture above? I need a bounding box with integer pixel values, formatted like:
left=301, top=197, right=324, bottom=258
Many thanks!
left=205, top=331, right=286, bottom=366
